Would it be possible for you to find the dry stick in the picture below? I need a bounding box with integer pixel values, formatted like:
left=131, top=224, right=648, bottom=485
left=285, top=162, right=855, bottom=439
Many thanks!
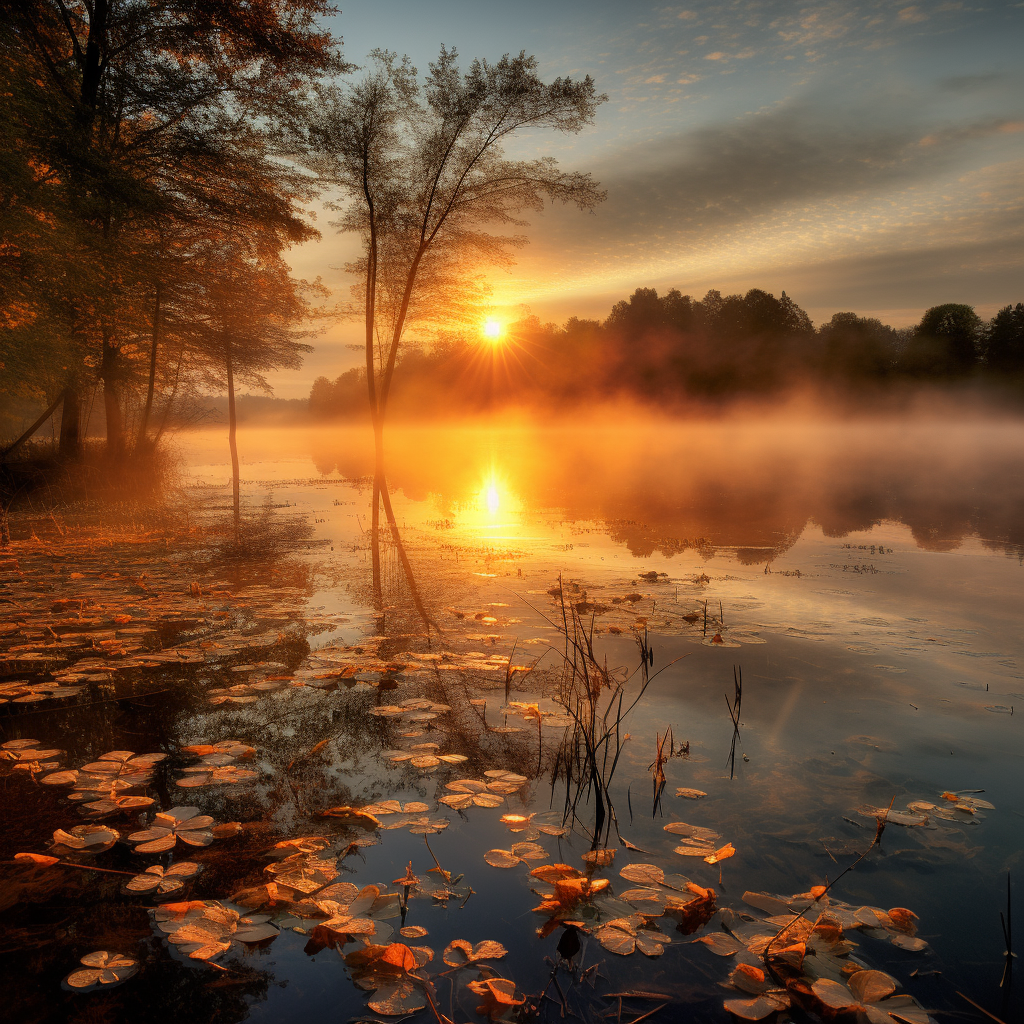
left=956, top=991, right=1009, bottom=1024
left=762, top=796, right=896, bottom=967
left=6, top=858, right=136, bottom=877
left=629, top=1003, right=669, bottom=1024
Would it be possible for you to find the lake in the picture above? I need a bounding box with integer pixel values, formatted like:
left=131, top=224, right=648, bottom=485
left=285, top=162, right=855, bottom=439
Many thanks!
left=1, top=415, right=1021, bottom=1024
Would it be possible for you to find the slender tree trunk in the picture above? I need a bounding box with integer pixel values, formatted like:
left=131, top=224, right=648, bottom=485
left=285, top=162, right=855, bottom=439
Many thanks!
left=225, top=334, right=240, bottom=544
left=138, top=281, right=161, bottom=449
left=371, top=473, right=382, bottom=609
left=378, top=473, right=433, bottom=635
left=100, top=336, right=123, bottom=456
left=58, top=387, right=82, bottom=458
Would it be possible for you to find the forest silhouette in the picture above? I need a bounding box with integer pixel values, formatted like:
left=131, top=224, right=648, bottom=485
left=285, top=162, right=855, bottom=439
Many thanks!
left=309, top=288, right=1024, bottom=417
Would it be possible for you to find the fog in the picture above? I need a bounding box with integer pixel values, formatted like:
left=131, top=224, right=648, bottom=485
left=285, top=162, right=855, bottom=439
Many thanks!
left=181, top=409, right=1024, bottom=562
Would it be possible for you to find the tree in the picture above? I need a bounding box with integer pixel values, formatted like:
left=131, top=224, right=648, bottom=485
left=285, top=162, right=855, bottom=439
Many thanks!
left=816, top=312, right=900, bottom=382
left=901, top=303, right=982, bottom=377
left=313, top=46, right=605, bottom=608
left=983, top=303, right=1024, bottom=377
left=191, top=244, right=321, bottom=542
left=316, top=47, right=604, bottom=448
left=5, top=1, right=346, bottom=456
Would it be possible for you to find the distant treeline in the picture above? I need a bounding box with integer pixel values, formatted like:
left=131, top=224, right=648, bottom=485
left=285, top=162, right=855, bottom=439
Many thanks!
left=309, top=288, right=1024, bottom=416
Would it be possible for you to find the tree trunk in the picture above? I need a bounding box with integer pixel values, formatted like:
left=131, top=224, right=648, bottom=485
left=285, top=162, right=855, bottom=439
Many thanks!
left=58, top=387, right=82, bottom=458
left=371, top=473, right=382, bottom=609
left=225, top=335, right=241, bottom=544
left=138, top=281, right=161, bottom=449
left=100, top=337, right=123, bottom=456
left=378, top=473, right=433, bottom=636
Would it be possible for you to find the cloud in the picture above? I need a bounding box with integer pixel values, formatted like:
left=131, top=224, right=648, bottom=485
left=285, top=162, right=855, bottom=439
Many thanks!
left=704, top=51, right=727, bottom=59
left=511, top=96, right=1024, bottom=307
left=897, top=6, right=929, bottom=22
left=677, top=9, right=698, bottom=19
left=940, top=73, right=1008, bottom=92
left=918, top=117, right=1024, bottom=147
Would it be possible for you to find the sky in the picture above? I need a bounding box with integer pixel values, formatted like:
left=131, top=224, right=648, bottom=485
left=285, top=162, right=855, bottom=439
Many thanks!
left=280, top=0, right=1024, bottom=396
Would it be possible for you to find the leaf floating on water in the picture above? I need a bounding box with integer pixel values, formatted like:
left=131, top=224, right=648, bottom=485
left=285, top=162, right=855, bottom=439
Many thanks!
left=636, top=929, right=669, bottom=957
left=407, top=818, right=449, bottom=835
left=466, top=977, right=525, bottom=1020
left=500, top=812, right=534, bottom=828
left=128, top=807, right=218, bottom=853
left=235, top=918, right=281, bottom=943
left=858, top=806, right=928, bottom=827
left=742, top=892, right=791, bottom=916
left=620, top=864, right=666, bottom=886
left=446, top=779, right=487, bottom=793
left=484, top=849, right=521, bottom=869
left=729, top=964, right=770, bottom=995
left=811, top=979, right=859, bottom=1010
left=582, top=848, right=615, bottom=868
left=538, top=824, right=568, bottom=837
left=438, top=793, right=473, bottom=810
left=65, top=951, right=138, bottom=991
left=676, top=788, right=707, bottom=800
left=124, top=861, right=202, bottom=896
left=704, top=843, right=736, bottom=865
left=320, top=806, right=381, bottom=830
left=399, top=925, right=428, bottom=938
left=595, top=921, right=636, bottom=956
left=675, top=844, right=716, bottom=857
left=41, top=770, right=80, bottom=786
left=472, top=793, right=505, bottom=808
left=409, top=755, right=440, bottom=769
left=848, top=970, right=898, bottom=1004
left=512, top=841, right=547, bottom=861
left=442, top=939, right=508, bottom=966
left=723, top=992, right=791, bottom=1020
left=15, top=852, right=60, bottom=866
left=891, top=934, right=928, bottom=951
left=664, top=822, right=720, bottom=841
left=152, top=900, right=240, bottom=960
left=697, top=932, right=743, bottom=956
left=53, top=824, right=119, bottom=853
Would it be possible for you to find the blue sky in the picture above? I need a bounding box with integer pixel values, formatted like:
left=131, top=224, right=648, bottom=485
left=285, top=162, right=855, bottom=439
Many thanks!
left=282, top=0, right=1024, bottom=393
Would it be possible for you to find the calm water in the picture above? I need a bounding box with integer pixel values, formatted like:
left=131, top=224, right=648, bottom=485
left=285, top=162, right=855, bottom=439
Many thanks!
left=1, top=416, right=1021, bottom=1024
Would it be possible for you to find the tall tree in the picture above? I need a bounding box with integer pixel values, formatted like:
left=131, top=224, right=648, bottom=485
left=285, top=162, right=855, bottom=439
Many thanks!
left=312, top=47, right=605, bottom=608
left=191, top=243, right=321, bottom=542
left=983, top=303, right=1024, bottom=377
left=5, top=0, right=346, bottom=455
left=902, top=303, right=982, bottom=377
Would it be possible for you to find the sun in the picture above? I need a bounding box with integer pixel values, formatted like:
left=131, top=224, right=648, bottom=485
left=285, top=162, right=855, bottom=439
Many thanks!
left=483, top=318, right=502, bottom=341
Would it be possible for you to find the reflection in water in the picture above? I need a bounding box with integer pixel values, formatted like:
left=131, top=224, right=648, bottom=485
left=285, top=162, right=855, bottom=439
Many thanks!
left=3, top=416, right=1023, bottom=1024
left=309, top=417, right=1024, bottom=561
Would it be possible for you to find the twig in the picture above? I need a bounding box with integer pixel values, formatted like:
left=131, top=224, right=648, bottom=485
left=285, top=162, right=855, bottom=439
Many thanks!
left=762, top=795, right=895, bottom=965
left=956, top=991, right=1008, bottom=1024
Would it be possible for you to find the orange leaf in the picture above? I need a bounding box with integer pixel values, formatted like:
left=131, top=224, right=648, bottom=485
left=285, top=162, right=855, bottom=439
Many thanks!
left=703, top=842, right=735, bottom=865
left=15, top=852, right=59, bottom=866
left=887, top=907, right=919, bottom=935
left=530, top=863, right=582, bottom=883
left=379, top=943, right=418, bottom=972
